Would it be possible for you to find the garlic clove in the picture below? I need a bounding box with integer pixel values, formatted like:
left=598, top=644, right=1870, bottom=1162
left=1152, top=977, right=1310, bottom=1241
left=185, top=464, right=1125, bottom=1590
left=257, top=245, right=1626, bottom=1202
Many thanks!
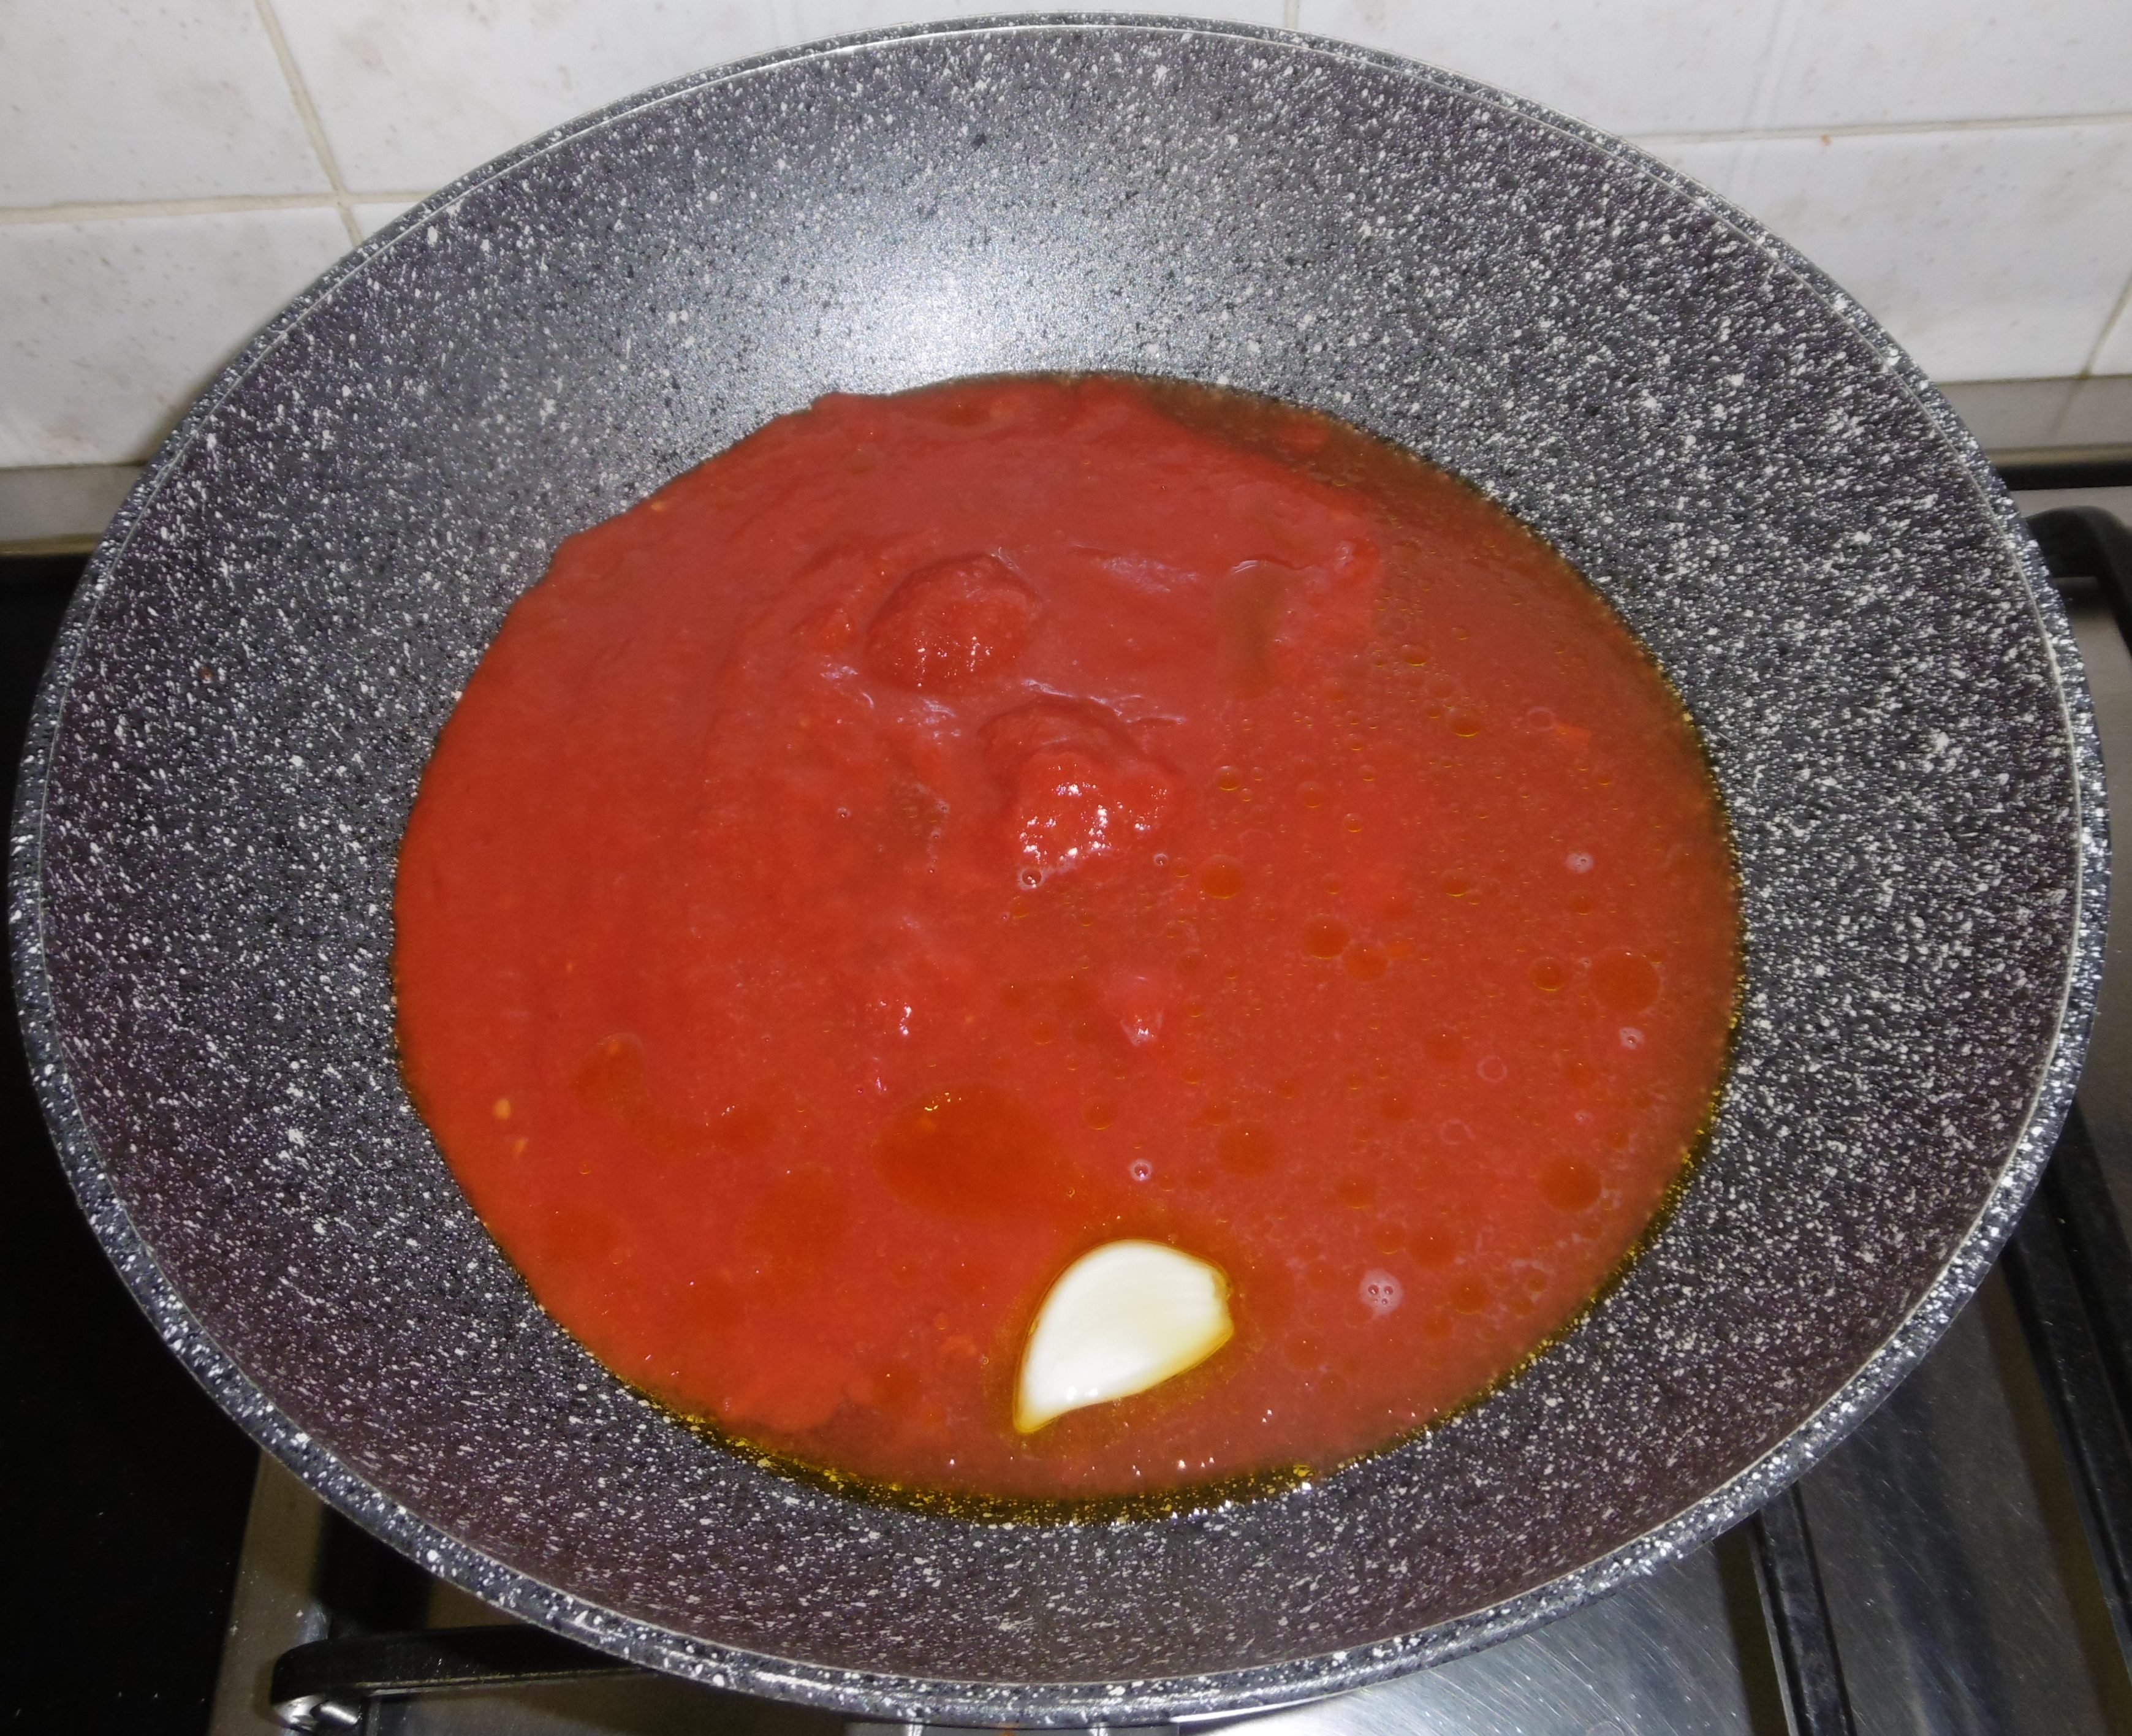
left=1014, top=1238, right=1232, bottom=1434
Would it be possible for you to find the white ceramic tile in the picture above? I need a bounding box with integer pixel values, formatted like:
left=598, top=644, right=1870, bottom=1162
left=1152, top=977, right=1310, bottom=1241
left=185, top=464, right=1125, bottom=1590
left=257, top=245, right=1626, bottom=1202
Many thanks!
left=0, top=0, right=327, bottom=207
left=1294, top=0, right=1777, bottom=137
left=352, top=199, right=417, bottom=240
left=772, top=0, right=1283, bottom=44
left=1759, top=0, right=2132, bottom=132
left=268, top=0, right=784, bottom=194
left=1652, top=122, right=2132, bottom=382
left=0, top=209, right=350, bottom=468
left=275, top=1, right=1291, bottom=195
left=2093, top=290, right=2132, bottom=376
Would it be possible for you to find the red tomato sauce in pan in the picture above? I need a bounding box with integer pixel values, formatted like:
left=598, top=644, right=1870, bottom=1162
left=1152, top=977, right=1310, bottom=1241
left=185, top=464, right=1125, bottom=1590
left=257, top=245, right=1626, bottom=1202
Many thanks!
left=393, top=374, right=1739, bottom=1504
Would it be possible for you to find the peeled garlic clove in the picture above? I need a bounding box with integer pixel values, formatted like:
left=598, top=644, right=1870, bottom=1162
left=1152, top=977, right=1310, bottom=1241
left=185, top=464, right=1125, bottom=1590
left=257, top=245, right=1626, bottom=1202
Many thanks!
left=1014, top=1239, right=1233, bottom=1434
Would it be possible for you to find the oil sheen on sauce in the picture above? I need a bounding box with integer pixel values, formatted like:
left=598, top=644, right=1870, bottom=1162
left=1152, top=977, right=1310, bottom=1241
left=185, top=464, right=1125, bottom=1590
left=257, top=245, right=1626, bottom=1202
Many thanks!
left=393, top=374, right=1740, bottom=1506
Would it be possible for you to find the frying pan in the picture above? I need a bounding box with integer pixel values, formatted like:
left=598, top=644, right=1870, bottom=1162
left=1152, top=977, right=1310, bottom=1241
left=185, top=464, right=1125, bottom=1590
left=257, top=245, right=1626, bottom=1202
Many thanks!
left=9, top=14, right=2106, bottom=1725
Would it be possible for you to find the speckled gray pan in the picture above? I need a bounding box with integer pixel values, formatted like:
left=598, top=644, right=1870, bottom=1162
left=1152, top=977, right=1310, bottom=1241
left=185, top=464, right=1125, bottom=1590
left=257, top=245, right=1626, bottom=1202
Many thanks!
left=7, top=13, right=2107, bottom=1725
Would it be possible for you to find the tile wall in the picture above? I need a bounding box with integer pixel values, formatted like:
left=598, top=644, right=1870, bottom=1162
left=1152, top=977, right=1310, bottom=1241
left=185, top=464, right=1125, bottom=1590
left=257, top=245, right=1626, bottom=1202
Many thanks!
left=4, top=0, right=2130, bottom=469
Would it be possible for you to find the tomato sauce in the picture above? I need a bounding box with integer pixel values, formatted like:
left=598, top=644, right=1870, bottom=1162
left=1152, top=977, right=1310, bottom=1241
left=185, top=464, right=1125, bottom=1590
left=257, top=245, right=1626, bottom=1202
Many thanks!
left=393, top=374, right=1739, bottom=1504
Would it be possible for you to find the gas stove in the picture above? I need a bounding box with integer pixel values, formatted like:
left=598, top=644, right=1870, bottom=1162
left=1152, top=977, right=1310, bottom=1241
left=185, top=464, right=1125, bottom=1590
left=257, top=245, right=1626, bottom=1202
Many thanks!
left=7, top=471, right=2132, bottom=1736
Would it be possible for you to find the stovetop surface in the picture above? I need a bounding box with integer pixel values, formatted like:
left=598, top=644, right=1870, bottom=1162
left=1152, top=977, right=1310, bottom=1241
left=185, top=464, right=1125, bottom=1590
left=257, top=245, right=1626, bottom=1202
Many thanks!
left=1, top=555, right=259, bottom=1734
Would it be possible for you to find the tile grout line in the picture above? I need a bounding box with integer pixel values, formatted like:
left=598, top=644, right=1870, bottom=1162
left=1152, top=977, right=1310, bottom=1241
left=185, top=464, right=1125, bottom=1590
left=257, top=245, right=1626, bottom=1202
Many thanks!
left=251, top=0, right=362, bottom=246
left=1702, top=0, right=1802, bottom=203
left=1742, top=0, right=1802, bottom=134
left=0, top=193, right=433, bottom=228
left=2074, top=272, right=2132, bottom=408
left=1635, top=108, right=2132, bottom=148
left=0, top=103, right=2120, bottom=226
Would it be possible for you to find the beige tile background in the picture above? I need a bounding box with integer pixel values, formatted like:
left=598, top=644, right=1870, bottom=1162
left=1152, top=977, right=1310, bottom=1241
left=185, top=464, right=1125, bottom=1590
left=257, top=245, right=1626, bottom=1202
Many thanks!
left=4, top=0, right=2130, bottom=469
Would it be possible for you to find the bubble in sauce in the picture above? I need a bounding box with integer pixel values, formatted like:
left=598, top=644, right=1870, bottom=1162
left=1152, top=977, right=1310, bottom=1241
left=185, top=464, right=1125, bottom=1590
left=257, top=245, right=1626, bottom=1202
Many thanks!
left=1335, top=1172, right=1375, bottom=1209
left=1100, top=967, right=1176, bottom=1048
left=1129, top=1158, right=1154, bottom=1183
left=1360, top=1270, right=1404, bottom=1316
left=1566, top=850, right=1595, bottom=874
left=1541, top=1159, right=1603, bottom=1213
left=1593, top=949, right=1661, bottom=1012
left=1620, top=1026, right=1646, bottom=1051
left=1303, top=915, right=1349, bottom=958
left=1218, top=1122, right=1277, bottom=1175
left=1344, top=944, right=1388, bottom=982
